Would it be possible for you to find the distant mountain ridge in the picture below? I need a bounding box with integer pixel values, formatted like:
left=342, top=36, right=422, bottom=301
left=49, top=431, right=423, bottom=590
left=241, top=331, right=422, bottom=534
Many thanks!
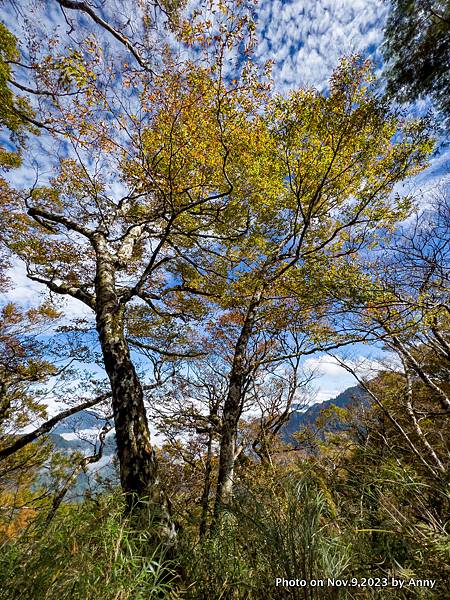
left=52, top=409, right=109, bottom=436
left=46, top=385, right=370, bottom=493
left=48, top=410, right=117, bottom=496
left=281, top=384, right=370, bottom=442
left=49, top=386, right=370, bottom=451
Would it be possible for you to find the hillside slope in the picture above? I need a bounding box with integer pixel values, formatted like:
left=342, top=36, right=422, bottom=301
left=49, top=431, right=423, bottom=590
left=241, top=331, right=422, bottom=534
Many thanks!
left=281, top=384, right=370, bottom=442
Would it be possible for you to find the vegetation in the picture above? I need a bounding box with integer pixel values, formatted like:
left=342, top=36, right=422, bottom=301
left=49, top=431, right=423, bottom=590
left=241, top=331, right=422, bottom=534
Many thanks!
left=382, top=0, right=450, bottom=128
left=0, top=1, right=448, bottom=598
left=0, top=493, right=176, bottom=600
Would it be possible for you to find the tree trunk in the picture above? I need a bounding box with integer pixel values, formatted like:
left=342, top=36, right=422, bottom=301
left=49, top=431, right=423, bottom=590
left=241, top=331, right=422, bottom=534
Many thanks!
left=199, top=430, right=213, bottom=538
left=213, top=293, right=261, bottom=522
left=214, top=403, right=238, bottom=519
left=94, top=235, right=175, bottom=542
left=252, top=430, right=274, bottom=469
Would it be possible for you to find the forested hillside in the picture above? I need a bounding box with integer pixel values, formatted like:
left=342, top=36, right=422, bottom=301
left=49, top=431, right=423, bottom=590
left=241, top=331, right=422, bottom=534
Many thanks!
left=0, top=1, right=448, bottom=598
left=281, top=385, right=370, bottom=442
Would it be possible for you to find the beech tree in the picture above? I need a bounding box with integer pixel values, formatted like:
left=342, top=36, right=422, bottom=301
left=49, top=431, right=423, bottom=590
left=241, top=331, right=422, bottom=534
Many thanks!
left=3, top=0, right=265, bottom=535
left=144, top=53, right=435, bottom=524
left=1, top=4, right=433, bottom=534
left=208, top=58, right=433, bottom=516
left=0, top=23, right=113, bottom=532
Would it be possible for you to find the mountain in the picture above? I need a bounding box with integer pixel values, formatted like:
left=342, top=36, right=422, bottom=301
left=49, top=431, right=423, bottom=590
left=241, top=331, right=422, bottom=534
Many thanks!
left=45, top=386, right=370, bottom=494
left=52, top=409, right=109, bottom=436
left=281, top=384, right=370, bottom=443
left=50, top=388, right=370, bottom=454
left=47, top=410, right=118, bottom=497
left=50, top=409, right=117, bottom=460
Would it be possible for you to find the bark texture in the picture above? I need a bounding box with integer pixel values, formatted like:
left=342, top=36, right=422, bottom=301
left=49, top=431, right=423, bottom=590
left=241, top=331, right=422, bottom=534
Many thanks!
left=213, top=293, right=261, bottom=521
left=94, top=234, right=175, bottom=542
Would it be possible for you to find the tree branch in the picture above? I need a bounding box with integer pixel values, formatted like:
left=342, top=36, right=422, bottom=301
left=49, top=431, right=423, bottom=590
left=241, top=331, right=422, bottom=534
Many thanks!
left=0, top=392, right=111, bottom=460
left=27, top=272, right=95, bottom=309
left=28, top=207, right=94, bottom=239
left=56, top=0, right=155, bottom=73
left=128, top=337, right=205, bottom=359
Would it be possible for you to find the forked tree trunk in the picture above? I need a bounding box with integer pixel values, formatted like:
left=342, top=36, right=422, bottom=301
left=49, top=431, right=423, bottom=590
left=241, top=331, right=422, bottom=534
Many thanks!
left=94, top=236, right=175, bottom=543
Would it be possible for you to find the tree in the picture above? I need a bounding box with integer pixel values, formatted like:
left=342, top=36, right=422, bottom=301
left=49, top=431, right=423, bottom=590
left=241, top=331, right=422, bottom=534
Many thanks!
left=0, top=23, right=112, bottom=534
left=0, top=21, right=37, bottom=282
left=4, top=0, right=264, bottom=537
left=334, top=188, right=450, bottom=481
left=210, top=57, right=433, bottom=517
left=0, top=22, right=37, bottom=170
left=0, top=301, right=56, bottom=537
left=382, top=0, right=450, bottom=128
left=0, top=297, right=109, bottom=536
left=1, top=2, right=433, bottom=533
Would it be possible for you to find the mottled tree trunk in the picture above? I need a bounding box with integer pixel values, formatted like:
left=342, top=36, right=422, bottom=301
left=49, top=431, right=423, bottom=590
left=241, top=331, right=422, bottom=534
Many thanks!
left=97, top=311, right=157, bottom=505
left=213, top=294, right=261, bottom=522
left=214, top=401, right=239, bottom=518
left=94, top=235, right=175, bottom=542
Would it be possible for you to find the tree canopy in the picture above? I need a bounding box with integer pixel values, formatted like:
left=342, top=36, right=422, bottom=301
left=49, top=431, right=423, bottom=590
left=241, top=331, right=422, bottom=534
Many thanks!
left=0, top=2, right=448, bottom=597
left=382, top=0, right=450, bottom=128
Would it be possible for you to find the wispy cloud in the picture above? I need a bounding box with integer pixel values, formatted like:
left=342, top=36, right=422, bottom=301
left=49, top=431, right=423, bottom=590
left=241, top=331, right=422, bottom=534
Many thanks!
left=254, top=0, right=388, bottom=93
left=302, top=353, right=387, bottom=403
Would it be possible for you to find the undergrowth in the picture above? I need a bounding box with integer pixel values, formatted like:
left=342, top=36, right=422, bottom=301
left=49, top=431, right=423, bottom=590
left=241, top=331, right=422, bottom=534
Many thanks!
left=0, top=492, right=177, bottom=600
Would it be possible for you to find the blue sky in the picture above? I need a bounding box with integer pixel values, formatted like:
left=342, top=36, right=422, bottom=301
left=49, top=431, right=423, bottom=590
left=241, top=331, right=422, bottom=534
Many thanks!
left=1, top=0, right=449, bottom=407
left=254, top=0, right=387, bottom=92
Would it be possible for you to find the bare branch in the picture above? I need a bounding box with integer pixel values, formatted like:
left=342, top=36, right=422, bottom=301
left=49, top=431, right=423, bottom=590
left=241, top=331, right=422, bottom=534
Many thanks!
left=0, top=392, right=111, bottom=460
left=56, top=0, right=155, bottom=73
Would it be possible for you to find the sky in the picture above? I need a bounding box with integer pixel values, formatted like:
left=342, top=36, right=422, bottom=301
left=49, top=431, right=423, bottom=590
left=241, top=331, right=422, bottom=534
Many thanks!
left=254, top=0, right=387, bottom=92
left=1, top=0, right=449, bottom=407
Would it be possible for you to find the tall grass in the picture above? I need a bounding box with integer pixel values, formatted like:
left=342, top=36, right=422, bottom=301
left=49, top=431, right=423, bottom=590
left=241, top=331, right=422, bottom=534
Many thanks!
left=0, top=492, right=178, bottom=600
left=180, top=471, right=353, bottom=600
left=1, top=468, right=445, bottom=599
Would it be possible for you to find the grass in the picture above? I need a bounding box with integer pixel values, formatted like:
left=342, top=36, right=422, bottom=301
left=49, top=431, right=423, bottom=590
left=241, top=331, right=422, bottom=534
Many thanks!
left=0, top=492, right=178, bottom=600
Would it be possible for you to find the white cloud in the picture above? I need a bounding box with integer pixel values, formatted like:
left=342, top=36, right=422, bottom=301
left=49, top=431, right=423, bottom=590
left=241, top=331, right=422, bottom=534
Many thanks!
left=0, top=261, right=45, bottom=308
left=302, top=353, right=386, bottom=404
left=313, top=388, right=343, bottom=403
left=304, top=355, right=350, bottom=377
left=254, top=0, right=388, bottom=93
left=305, top=354, right=384, bottom=377
left=1, top=259, right=94, bottom=321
